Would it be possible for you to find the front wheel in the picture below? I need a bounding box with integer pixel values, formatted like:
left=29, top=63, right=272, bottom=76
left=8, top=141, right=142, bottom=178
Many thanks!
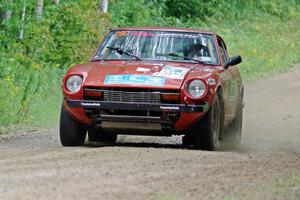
left=60, top=103, right=87, bottom=146
left=184, top=95, right=222, bottom=151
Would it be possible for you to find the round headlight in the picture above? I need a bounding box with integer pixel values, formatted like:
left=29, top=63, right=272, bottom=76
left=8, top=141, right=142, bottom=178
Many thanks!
left=66, top=75, right=83, bottom=93
left=188, top=79, right=206, bottom=98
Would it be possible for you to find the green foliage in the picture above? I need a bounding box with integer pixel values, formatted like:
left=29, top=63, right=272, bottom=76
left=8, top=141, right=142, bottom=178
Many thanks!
left=0, top=0, right=108, bottom=128
left=259, top=0, right=298, bottom=18
left=165, top=0, right=206, bottom=19
left=164, top=0, right=299, bottom=21
left=205, top=11, right=300, bottom=80
left=0, top=0, right=300, bottom=129
left=109, top=0, right=172, bottom=27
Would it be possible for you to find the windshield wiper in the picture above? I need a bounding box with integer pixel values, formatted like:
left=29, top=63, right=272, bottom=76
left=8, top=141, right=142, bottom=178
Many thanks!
left=168, top=52, right=206, bottom=64
left=107, top=46, right=142, bottom=61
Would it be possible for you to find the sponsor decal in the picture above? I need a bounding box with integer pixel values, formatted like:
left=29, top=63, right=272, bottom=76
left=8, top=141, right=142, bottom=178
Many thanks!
left=136, top=67, right=151, bottom=72
left=116, top=31, right=155, bottom=37
left=115, top=31, right=128, bottom=37
left=153, top=65, right=189, bottom=79
left=156, top=33, right=204, bottom=39
left=128, top=31, right=155, bottom=37
left=160, top=106, right=180, bottom=110
left=81, top=102, right=101, bottom=107
left=104, top=74, right=165, bottom=87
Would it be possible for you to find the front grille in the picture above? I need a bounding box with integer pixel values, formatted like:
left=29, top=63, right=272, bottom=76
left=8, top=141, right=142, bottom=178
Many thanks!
left=103, top=90, right=160, bottom=103
left=84, top=87, right=180, bottom=104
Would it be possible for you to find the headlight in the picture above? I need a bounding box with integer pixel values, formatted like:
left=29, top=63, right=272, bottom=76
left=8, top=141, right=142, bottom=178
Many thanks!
left=66, top=75, right=83, bottom=93
left=188, top=79, right=206, bottom=98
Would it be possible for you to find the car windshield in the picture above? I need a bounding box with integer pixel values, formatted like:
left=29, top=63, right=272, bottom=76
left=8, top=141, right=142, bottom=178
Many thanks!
left=93, top=30, right=219, bottom=65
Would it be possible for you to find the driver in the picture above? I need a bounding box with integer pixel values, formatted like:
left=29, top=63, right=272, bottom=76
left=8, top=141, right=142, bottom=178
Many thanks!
left=184, top=42, right=210, bottom=58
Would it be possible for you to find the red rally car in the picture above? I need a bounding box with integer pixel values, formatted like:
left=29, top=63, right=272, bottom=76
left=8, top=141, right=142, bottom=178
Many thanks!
left=60, top=27, right=244, bottom=150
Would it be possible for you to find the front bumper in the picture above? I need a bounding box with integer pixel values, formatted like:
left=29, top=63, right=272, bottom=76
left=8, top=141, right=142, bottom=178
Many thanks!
left=67, top=100, right=209, bottom=113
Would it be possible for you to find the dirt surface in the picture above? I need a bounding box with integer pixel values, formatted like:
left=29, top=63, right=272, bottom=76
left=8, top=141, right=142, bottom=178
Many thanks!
left=1, top=66, right=300, bottom=200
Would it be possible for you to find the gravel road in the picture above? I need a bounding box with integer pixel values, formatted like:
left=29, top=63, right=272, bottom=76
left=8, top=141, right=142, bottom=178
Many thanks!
left=0, top=66, right=300, bottom=200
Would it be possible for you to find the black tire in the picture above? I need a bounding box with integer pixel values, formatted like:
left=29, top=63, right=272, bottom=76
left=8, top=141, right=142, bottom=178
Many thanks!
left=187, top=95, right=222, bottom=150
left=88, top=128, right=117, bottom=144
left=59, top=104, right=86, bottom=146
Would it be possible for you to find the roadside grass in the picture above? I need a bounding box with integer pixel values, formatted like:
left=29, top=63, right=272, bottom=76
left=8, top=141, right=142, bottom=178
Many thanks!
left=214, top=12, right=300, bottom=80
left=223, top=198, right=233, bottom=200
left=295, top=176, right=300, bottom=185
left=150, top=193, right=178, bottom=200
left=271, top=174, right=300, bottom=199
left=0, top=67, right=64, bottom=134
left=148, top=175, right=300, bottom=200
left=25, top=68, right=64, bottom=127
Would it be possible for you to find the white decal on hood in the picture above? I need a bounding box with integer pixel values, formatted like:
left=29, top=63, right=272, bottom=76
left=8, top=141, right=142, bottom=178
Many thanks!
left=136, top=67, right=151, bottom=72
left=153, top=65, right=189, bottom=79
left=202, top=68, right=214, bottom=72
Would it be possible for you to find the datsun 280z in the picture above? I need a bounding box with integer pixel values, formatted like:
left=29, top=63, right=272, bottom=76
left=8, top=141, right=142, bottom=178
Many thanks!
left=60, top=27, right=244, bottom=150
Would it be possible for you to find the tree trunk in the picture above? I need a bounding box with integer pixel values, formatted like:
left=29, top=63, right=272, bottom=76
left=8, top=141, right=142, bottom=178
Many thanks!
left=19, top=0, right=26, bottom=41
left=100, top=0, right=108, bottom=13
left=3, top=0, right=13, bottom=21
left=36, top=0, right=44, bottom=19
left=53, top=0, right=59, bottom=5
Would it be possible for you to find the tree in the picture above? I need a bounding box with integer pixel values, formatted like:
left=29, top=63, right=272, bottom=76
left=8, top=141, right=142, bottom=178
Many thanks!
left=100, top=0, right=108, bottom=13
left=19, top=0, right=27, bottom=40
left=36, top=0, right=44, bottom=19
left=3, top=0, right=13, bottom=21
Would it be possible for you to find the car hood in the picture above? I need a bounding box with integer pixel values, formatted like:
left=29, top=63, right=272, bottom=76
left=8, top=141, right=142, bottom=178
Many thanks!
left=81, top=61, right=199, bottom=90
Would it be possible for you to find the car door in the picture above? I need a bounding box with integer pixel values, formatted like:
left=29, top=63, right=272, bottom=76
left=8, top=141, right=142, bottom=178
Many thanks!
left=217, top=37, right=240, bottom=122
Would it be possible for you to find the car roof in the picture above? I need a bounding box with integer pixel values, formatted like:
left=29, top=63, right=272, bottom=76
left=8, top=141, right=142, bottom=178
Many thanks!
left=110, top=27, right=216, bottom=35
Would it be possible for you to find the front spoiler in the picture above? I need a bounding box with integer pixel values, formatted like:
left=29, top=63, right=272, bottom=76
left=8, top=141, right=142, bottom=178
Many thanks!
left=67, top=100, right=209, bottom=113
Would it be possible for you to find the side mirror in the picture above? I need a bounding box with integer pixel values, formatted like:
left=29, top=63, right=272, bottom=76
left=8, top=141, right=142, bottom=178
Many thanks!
left=224, top=55, right=242, bottom=69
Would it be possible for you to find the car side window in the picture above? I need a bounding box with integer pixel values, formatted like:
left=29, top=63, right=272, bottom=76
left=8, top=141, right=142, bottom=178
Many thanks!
left=218, top=38, right=229, bottom=64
